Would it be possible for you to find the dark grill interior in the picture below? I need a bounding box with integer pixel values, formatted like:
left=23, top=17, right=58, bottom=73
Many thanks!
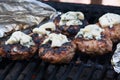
left=0, top=53, right=119, bottom=80
left=0, top=1, right=120, bottom=80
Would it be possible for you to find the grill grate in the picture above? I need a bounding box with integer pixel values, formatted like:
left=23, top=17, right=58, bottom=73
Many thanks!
left=0, top=1, right=120, bottom=80
left=0, top=54, right=118, bottom=80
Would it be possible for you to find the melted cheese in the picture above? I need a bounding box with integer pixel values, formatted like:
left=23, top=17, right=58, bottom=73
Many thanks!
left=5, top=31, right=35, bottom=48
left=111, top=43, right=120, bottom=73
left=99, top=13, right=120, bottom=28
left=66, top=20, right=82, bottom=26
left=75, top=24, right=104, bottom=40
left=61, top=11, right=84, bottom=20
left=42, top=33, right=69, bottom=47
left=33, top=22, right=56, bottom=36
left=59, top=11, right=84, bottom=26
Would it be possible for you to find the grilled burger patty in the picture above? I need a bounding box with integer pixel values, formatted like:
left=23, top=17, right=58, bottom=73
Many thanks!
left=74, top=37, right=112, bottom=55
left=74, top=24, right=113, bottom=55
left=101, top=24, right=120, bottom=43
left=31, top=33, right=46, bottom=47
left=0, top=33, right=45, bottom=60
left=0, top=44, right=37, bottom=60
left=53, top=14, right=88, bottom=37
left=98, top=13, right=120, bottom=43
left=39, top=42, right=76, bottom=64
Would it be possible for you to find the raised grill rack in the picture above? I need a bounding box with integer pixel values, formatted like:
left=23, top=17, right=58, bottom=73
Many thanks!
left=0, top=53, right=118, bottom=80
left=0, top=1, right=120, bottom=80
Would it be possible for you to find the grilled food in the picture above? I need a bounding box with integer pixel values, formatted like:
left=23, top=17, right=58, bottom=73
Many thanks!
left=0, top=21, right=57, bottom=60
left=39, top=33, right=76, bottom=63
left=99, top=13, right=120, bottom=43
left=0, top=0, right=56, bottom=38
left=0, top=31, right=38, bottom=60
left=32, top=21, right=56, bottom=45
left=74, top=24, right=112, bottom=55
left=53, top=11, right=88, bottom=37
left=33, top=22, right=56, bottom=36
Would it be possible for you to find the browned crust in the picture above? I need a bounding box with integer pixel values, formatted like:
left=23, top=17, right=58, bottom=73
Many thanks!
left=39, top=42, right=76, bottom=64
left=0, top=33, right=46, bottom=60
left=53, top=15, right=61, bottom=26
left=53, top=15, right=88, bottom=37
left=102, top=24, right=120, bottom=43
left=0, top=47, right=6, bottom=57
left=9, top=45, right=37, bottom=60
left=73, top=37, right=112, bottom=55
left=0, top=44, right=37, bottom=60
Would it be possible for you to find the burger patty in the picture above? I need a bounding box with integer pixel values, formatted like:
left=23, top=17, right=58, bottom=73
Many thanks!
left=101, top=24, right=120, bottom=43
left=0, top=33, right=46, bottom=60
left=0, top=44, right=37, bottom=60
left=53, top=15, right=88, bottom=37
left=74, top=37, right=113, bottom=55
left=31, top=33, right=46, bottom=47
left=39, top=42, right=76, bottom=64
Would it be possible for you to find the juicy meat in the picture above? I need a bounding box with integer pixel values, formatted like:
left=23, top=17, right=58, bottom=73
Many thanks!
left=31, top=33, right=46, bottom=47
left=101, top=24, right=120, bottom=43
left=0, top=33, right=45, bottom=60
left=39, top=42, right=76, bottom=64
left=53, top=15, right=88, bottom=37
left=73, top=37, right=113, bottom=55
left=0, top=44, right=37, bottom=60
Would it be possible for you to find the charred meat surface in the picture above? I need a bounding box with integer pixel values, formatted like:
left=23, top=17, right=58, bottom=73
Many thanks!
left=57, top=20, right=88, bottom=37
left=53, top=12, right=88, bottom=37
left=74, top=24, right=113, bottom=55
left=0, top=44, right=37, bottom=60
left=98, top=13, right=120, bottom=43
left=101, top=24, right=120, bottom=43
left=74, top=37, right=112, bottom=55
left=0, top=32, right=47, bottom=60
left=31, top=33, right=46, bottom=47
left=39, top=42, right=76, bottom=64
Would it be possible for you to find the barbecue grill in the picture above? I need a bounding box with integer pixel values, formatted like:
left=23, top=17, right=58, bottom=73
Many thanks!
left=0, top=1, right=120, bottom=80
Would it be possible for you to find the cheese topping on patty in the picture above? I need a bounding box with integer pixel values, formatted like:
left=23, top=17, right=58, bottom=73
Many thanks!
left=59, top=11, right=84, bottom=26
left=75, top=24, right=104, bottom=40
left=42, top=33, right=69, bottom=47
left=33, top=22, right=56, bottom=36
left=5, top=31, right=35, bottom=48
left=99, top=13, right=120, bottom=28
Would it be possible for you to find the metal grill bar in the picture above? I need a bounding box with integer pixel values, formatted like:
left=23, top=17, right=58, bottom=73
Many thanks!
left=35, top=62, right=49, bottom=80
left=117, top=74, right=120, bottom=80
left=0, top=59, right=119, bottom=80
left=91, top=65, right=106, bottom=80
left=4, top=62, right=27, bottom=80
left=17, top=61, right=37, bottom=80
left=85, top=65, right=96, bottom=80
left=0, top=62, right=14, bottom=80
left=47, top=66, right=60, bottom=80
left=73, top=64, right=84, bottom=80
left=59, top=63, right=73, bottom=80
left=23, top=62, right=38, bottom=80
